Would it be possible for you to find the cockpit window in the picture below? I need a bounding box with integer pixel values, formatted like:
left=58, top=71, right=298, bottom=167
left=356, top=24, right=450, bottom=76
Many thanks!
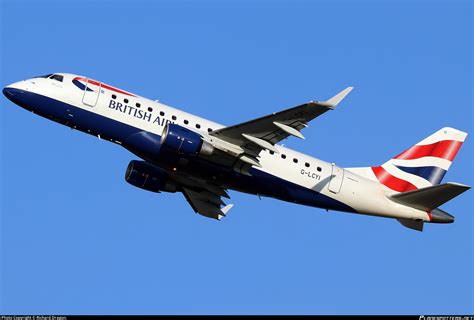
left=35, top=74, right=53, bottom=78
left=50, top=74, right=64, bottom=82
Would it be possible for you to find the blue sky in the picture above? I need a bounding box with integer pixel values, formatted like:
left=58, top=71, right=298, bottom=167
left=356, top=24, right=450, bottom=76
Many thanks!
left=1, top=0, right=472, bottom=315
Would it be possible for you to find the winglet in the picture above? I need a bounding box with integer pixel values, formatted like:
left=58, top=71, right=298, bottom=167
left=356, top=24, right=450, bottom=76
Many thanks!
left=326, top=87, right=353, bottom=108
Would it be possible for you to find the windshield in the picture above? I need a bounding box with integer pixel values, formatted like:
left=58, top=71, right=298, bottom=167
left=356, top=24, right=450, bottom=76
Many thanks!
left=50, top=74, right=63, bottom=82
left=34, top=74, right=53, bottom=78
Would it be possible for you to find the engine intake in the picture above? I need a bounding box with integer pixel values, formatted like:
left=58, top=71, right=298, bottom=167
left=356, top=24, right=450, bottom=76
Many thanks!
left=160, top=123, right=213, bottom=156
left=125, top=160, right=177, bottom=193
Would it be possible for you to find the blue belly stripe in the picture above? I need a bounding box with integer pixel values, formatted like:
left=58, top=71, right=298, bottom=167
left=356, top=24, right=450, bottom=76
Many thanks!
left=6, top=90, right=357, bottom=214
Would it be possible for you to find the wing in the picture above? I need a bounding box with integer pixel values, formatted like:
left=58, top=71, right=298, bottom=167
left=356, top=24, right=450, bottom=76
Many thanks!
left=182, top=187, right=233, bottom=220
left=209, top=87, right=353, bottom=163
left=170, top=173, right=234, bottom=220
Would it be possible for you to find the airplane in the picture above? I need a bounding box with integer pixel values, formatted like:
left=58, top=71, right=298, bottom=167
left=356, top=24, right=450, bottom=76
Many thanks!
left=3, top=73, right=470, bottom=231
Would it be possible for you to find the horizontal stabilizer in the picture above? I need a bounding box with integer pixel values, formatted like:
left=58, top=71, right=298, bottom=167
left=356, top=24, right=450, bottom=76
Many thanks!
left=390, top=182, right=470, bottom=211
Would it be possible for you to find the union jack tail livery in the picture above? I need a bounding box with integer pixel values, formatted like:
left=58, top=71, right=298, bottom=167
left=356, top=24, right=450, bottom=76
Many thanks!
left=372, top=127, right=467, bottom=193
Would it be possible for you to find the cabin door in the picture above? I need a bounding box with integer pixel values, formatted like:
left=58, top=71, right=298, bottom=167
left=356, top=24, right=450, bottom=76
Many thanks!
left=82, top=79, right=101, bottom=107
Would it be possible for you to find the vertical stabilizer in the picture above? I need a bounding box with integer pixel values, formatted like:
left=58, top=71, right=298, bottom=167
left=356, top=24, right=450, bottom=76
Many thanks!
left=347, top=127, right=467, bottom=193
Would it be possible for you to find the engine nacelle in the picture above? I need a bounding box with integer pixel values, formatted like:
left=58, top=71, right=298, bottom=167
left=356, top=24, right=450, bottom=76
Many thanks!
left=160, top=123, right=214, bottom=156
left=125, top=160, right=178, bottom=193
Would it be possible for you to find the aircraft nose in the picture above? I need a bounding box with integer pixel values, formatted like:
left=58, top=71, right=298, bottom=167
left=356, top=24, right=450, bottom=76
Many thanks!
left=3, top=86, right=24, bottom=97
left=3, top=86, right=25, bottom=104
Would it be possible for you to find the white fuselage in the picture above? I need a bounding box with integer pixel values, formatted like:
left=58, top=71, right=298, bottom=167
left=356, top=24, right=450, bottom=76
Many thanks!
left=4, top=73, right=432, bottom=223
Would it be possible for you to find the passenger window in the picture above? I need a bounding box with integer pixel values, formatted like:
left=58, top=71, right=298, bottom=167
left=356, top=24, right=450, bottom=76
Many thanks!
left=160, top=111, right=165, bottom=116
left=172, top=115, right=177, bottom=120
left=184, top=120, right=189, bottom=125
left=124, top=98, right=129, bottom=104
left=293, top=158, right=298, bottom=163
left=148, top=107, right=153, bottom=112
left=305, top=162, right=310, bottom=168
left=207, top=128, right=212, bottom=133
left=317, top=167, right=322, bottom=172
left=136, top=103, right=141, bottom=108
left=269, top=151, right=274, bottom=155
left=50, top=74, right=64, bottom=82
left=196, top=124, right=201, bottom=129
left=112, top=94, right=117, bottom=99
left=281, top=154, right=286, bottom=159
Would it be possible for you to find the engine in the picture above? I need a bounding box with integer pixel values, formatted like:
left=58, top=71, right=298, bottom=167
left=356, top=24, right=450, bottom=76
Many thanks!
left=122, top=124, right=214, bottom=167
left=160, top=123, right=214, bottom=156
left=125, top=160, right=178, bottom=193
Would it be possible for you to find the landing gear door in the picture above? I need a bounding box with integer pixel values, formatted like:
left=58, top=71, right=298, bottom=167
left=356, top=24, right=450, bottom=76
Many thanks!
left=82, top=79, right=101, bottom=107
left=328, top=164, right=344, bottom=194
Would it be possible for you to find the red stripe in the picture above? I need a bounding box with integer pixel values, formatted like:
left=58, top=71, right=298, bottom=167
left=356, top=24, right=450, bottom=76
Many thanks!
left=371, top=166, right=418, bottom=192
left=394, top=140, right=462, bottom=161
left=426, top=211, right=432, bottom=221
left=73, top=77, right=135, bottom=97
